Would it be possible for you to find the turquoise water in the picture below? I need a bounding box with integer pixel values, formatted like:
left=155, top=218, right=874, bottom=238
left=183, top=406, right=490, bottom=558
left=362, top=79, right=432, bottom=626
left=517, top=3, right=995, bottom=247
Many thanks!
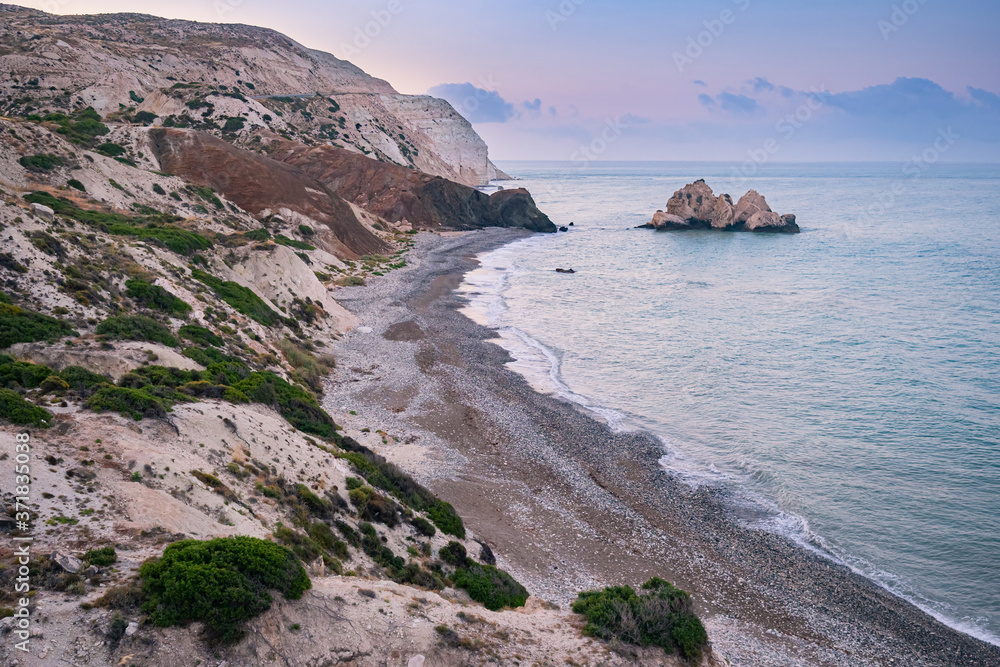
left=464, top=161, right=1000, bottom=644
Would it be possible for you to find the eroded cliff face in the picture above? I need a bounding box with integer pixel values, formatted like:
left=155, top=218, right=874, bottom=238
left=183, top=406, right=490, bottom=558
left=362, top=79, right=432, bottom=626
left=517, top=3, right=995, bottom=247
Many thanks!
left=269, top=139, right=556, bottom=233
left=0, top=4, right=504, bottom=186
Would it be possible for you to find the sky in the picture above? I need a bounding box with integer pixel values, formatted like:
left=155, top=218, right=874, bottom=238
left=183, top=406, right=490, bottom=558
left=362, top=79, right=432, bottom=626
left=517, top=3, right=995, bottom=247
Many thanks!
left=17, top=0, right=1000, bottom=162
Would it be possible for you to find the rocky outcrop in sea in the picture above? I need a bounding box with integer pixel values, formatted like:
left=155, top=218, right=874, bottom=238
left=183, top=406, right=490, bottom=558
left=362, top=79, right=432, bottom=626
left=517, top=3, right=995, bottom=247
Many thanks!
left=641, top=180, right=799, bottom=233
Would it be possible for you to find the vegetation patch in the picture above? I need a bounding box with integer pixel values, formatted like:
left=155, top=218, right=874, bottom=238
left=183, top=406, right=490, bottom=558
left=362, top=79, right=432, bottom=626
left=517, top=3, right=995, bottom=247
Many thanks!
left=96, top=315, right=179, bottom=347
left=83, top=546, right=117, bottom=567
left=452, top=563, right=529, bottom=611
left=125, top=279, right=191, bottom=316
left=0, top=387, right=53, bottom=427
left=336, top=436, right=465, bottom=537
left=572, top=577, right=709, bottom=662
left=19, top=153, right=63, bottom=172
left=139, top=537, right=310, bottom=642
left=23, top=192, right=211, bottom=256
left=191, top=269, right=282, bottom=326
left=0, top=297, right=77, bottom=348
left=43, top=108, right=110, bottom=145
left=274, top=235, right=316, bottom=251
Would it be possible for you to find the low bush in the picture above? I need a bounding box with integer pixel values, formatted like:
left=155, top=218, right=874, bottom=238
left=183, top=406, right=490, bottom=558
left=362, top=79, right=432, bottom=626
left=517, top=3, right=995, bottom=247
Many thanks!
left=19, top=153, right=63, bottom=171
left=0, top=299, right=76, bottom=348
left=452, top=563, right=528, bottom=612
left=411, top=516, right=436, bottom=537
left=191, top=269, right=282, bottom=326
left=83, top=546, right=117, bottom=567
left=335, top=436, right=465, bottom=537
left=67, top=178, right=86, bottom=192
left=571, top=577, right=709, bottom=662
left=95, top=142, right=126, bottom=157
left=96, top=315, right=179, bottom=347
left=87, top=386, right=169, bottom=420
left=125, top=279, right=191, bottom=316
left=0, top=388, right=53, bottom=427
left=139, top=537, right=310, bottom=642
left=230, top=371, right=336, bottom=437
left=178, top=324, right=223, bottom=347
left=274, top=235, right=315, bottom=251
left=23, top=192, right=211, bottom=256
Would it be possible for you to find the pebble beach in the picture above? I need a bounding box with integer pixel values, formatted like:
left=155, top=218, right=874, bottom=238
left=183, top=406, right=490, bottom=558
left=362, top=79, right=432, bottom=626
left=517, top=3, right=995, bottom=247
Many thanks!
left=324, top=228, right=1000, bottom=666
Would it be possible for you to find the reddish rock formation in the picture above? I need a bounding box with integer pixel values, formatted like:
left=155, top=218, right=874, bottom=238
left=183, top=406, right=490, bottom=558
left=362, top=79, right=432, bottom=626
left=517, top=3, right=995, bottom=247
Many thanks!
left=269, top=141, right=556, bottom=233
left=148, top=128, right=389, bottom=258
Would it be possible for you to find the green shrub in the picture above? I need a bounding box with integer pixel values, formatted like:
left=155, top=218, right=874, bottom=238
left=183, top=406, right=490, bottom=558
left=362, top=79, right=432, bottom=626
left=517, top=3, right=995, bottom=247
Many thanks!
left=222, top=117, right=245, bottom=133
left=139, top=537, right=310, bottom=642
left=242, top=228, right=271, bottom=242
left=439, top=541, right=468, bottom=567
left=411, top=516, right=436, bottom=537
left=191, top=270, right=281, bottom=326
left=19, top=153, right=63, bottom=171
left=178, top=324, right=223, bottom=347
left=274, top=235, right=315, bottom=251
left=105, top=223, right=211, bottom=256
left=134, top=111, right=157, bottom=125
left=67, top=178, right=86, bottom=192
left=86, top=386, right=169, bottom=420
left=335, top=437, right=465, bottom=538
left=50, top=107, right=109, bottom=144
left=125, top=279, right=191, bottom=316
left=95, top=142, right=126, bottom=157
left=452, top=564, right=528, bottom=611
left=152, top=183, right=166, bottom=195
left=298, top=225, right=314, bottom=236
left=0, top=300, right=76, bottom=348
left=96, top=315, right=179, bottom=347
left=0, top=388, right=53, bottom=427
left=22, top=192, right=211, bottom=256
left=83, top=546, right=117, bottom=566
left=58, top=366, right=109, bottom=391
left=186, top=185, right=223, bottom=209
left=230, top=371, right=336, bottom=437
left=571, top=577, right=708, bottom=662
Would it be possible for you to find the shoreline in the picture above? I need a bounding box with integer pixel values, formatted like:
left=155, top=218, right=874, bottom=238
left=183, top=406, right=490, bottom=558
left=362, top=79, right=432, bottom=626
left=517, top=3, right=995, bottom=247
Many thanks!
left=325, top=228, right=1000, bottom=666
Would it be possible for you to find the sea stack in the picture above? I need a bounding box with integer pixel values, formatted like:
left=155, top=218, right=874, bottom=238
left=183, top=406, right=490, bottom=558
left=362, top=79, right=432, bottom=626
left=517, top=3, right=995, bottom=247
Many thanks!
left=641, top=180, right=799, bottom=233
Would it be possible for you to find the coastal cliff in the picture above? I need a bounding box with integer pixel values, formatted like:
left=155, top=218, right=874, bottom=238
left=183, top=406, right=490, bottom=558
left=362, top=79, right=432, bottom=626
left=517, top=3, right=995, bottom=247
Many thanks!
left=0, top=4, right=504, bottom=186
left=642, top=180, right=800, bottom=233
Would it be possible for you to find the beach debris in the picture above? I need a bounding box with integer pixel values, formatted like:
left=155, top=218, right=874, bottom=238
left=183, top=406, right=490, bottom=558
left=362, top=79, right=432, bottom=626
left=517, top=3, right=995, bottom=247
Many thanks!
left=559, top=226, right=569, bottom=232
left=555, top=268, right=576, bottom=274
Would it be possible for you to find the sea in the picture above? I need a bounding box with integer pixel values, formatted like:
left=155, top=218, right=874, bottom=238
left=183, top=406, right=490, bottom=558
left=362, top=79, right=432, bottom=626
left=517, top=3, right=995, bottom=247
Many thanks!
left=459, top=161, right=1000, bottom=646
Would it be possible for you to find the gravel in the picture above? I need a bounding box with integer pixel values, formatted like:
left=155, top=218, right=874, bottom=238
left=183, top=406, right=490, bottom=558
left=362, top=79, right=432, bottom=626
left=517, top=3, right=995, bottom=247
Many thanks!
left=324, top=229, right=1000, bottom=667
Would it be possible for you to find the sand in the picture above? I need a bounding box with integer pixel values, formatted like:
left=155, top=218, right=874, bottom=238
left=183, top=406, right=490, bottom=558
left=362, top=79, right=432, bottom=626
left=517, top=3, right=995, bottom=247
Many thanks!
left=324, top=228, right=1000, bottom=667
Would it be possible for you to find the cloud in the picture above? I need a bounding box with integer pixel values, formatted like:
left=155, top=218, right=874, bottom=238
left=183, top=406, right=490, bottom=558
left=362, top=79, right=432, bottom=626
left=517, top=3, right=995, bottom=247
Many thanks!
left=523, top=98, right=542, bottom=112
left=750, top=77, right=774, bottom=93
left=698, top=93, right=715, bottom=107
left=693, top=79, right=708, bottom=87
left=717, top=92, right=760, bottom=116
left=428, top=83, right=515, bottom=123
